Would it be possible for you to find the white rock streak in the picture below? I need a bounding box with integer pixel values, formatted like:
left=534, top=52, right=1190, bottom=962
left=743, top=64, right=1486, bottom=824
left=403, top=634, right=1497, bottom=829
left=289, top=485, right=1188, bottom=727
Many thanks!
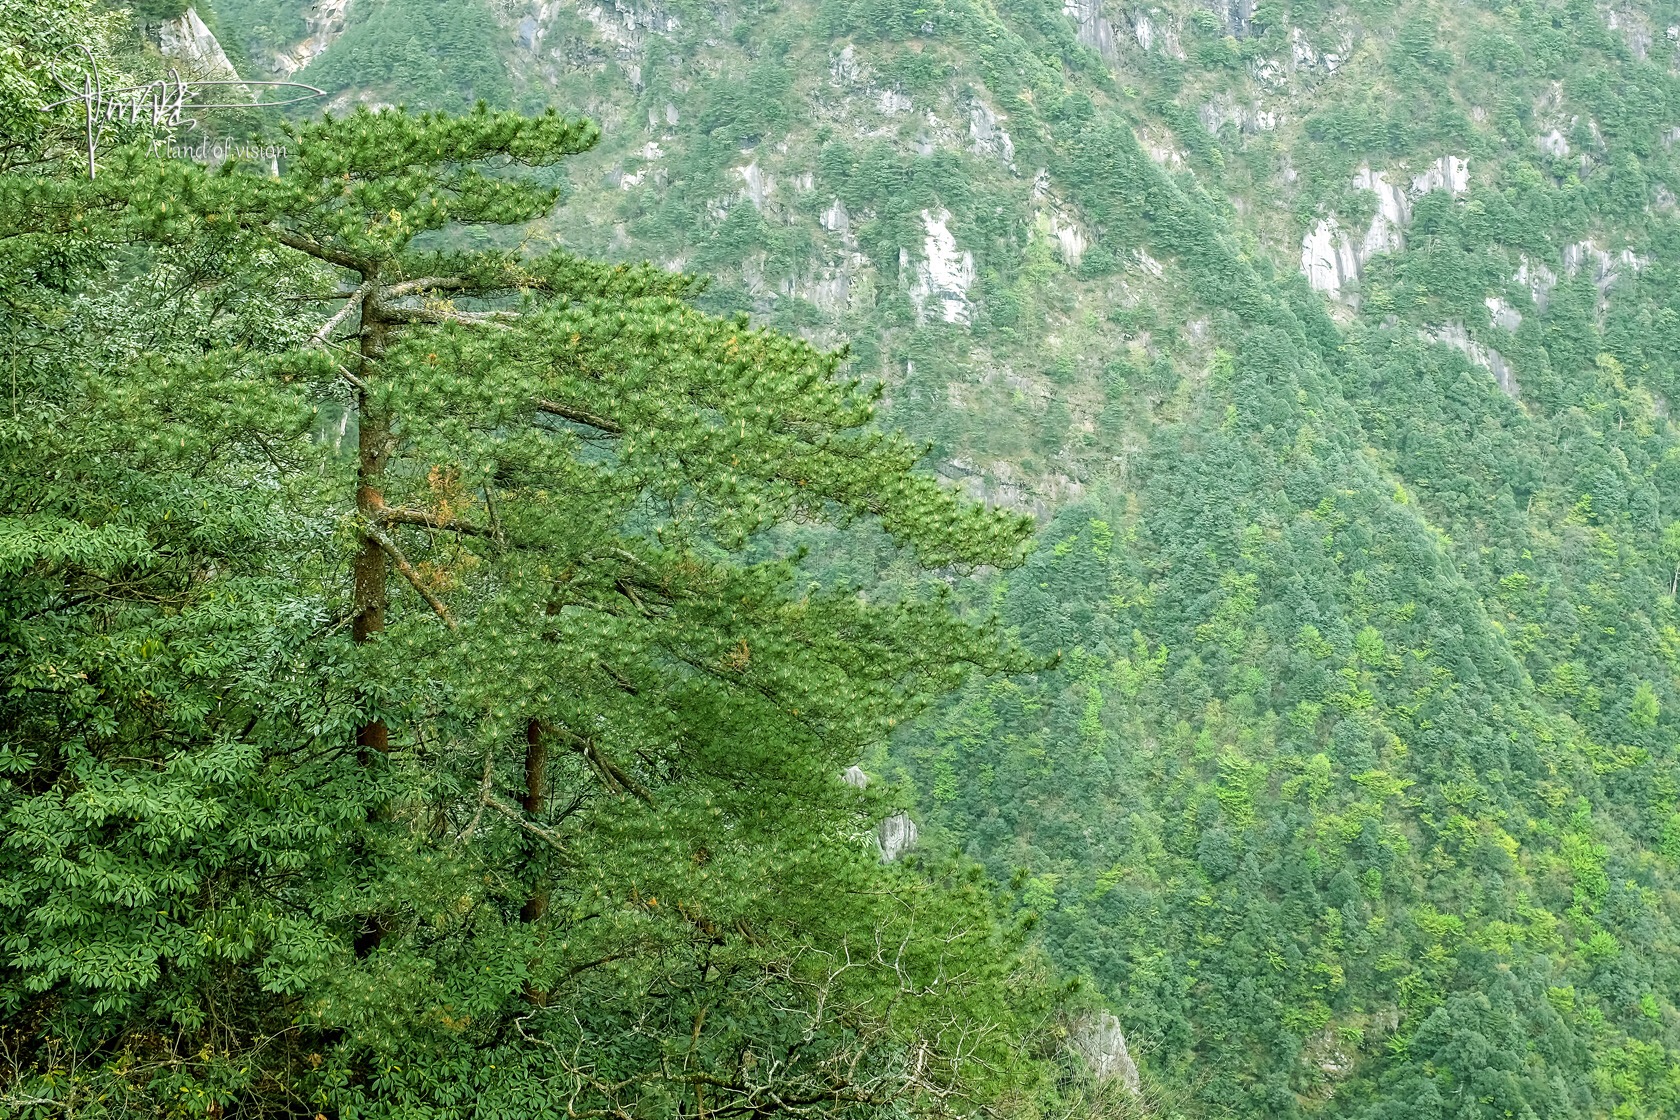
left=159, top=8, right=243, bottom=83
left=1301, top=156, right=1471, bottom=298
left=906, top=209, right=976, bottom=325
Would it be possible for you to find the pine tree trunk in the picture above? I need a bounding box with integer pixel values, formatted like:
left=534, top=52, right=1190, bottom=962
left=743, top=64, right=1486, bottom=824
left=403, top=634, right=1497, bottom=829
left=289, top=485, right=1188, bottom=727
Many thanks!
left=522, top=720, right=550, bottom=1006
left=354, top=305, right=390, bottom=759
left=521, top=719, right=549, bottom=922
left=352, top=299, right=391, bottom=959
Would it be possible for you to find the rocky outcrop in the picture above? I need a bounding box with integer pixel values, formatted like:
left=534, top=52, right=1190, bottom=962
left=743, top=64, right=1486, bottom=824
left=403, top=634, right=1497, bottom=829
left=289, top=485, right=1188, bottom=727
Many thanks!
left=878, top=813, right=918, bottom=862
left=1302, top=157, right=1470, bottom=299
left=1564, top=238, right=1646, bottom=296
left=842, top=766, right=869, bottom=789
left=1289, top=26, right=1351, bottom=74
left=1485, top=296, right=1522, bottom=332
left=831, top=43, right=865, bottom=84
left=1198, top=93, right=1278, bottom=136
left=570, top=1, right=679, bottom=89
left=785, top=252, right=874, bottom=317
left=1063, top=0, right=1121, bottom=62
left=1515, top=255, right=1558, bottom=310
left=736, top=162, right=773, bottom=211
left=1606, top=7, right=1653, bottom=61
left=904, top=209, right=975, bottom=325
left=1426, top=323, right=1519, bottom=400
left=159, top=8, right=243, bottom=84
left=1032, top=171, right=1090, bottom=270
left=1411, top=155, right=1469, bottom=195
left=1069, top=1012, right=1142, bottom=1095
left=1128, top=8, right=1185, bottom=58
left=270, top=0, right=351, bottom=78
left=968, top=98, right=1015, bottom=164
left=821, top=198, right=850, bottom=236
left=1301, top=217, right=1360, bottom=296
left=1214, top=0, right=1255, bottom=38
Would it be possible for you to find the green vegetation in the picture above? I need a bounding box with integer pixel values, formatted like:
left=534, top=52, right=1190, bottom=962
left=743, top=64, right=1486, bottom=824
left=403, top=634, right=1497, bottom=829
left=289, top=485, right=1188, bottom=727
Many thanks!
left=0, top=6, right=1105, bottom=1117
left=12, top=0, right=1680, bottom=1114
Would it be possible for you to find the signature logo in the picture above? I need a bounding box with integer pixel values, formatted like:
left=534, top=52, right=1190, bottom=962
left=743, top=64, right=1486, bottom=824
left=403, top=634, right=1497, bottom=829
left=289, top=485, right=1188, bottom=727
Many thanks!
left=42, top=46, right=323, bottom=179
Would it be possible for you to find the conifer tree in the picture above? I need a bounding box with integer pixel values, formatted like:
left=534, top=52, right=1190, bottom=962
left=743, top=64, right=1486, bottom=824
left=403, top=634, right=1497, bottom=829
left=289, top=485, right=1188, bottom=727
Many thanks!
left=3, top=26, right=1067, bottom=1112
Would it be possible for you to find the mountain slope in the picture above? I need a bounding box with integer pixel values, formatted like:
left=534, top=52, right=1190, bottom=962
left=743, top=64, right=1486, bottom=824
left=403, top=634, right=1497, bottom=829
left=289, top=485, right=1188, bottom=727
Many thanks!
left=211, top=0, right=1680, bottom=1115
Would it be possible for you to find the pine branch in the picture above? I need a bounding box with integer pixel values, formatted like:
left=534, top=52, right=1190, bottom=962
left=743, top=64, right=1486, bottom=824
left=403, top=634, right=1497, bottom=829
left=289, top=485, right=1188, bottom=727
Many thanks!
left=310, top=280, right=374, bottom=346
left=375, top=507, right=496, bottom=536
left=545, top=723, right=654, bottom=805
left=535, top=398, right=622, bottom=435
left=364, top=523, right=459, bottom=631
left=378, top=305, right=517, bottom=329
left=271, top=227, right=374, bottom=273
left=383, top=276, right=469, bottom=299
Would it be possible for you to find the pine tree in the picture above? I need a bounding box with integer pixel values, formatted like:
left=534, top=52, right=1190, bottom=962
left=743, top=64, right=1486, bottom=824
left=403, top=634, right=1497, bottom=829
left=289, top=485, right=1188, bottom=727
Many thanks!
left=3, top=37, right=1066, bottom=1110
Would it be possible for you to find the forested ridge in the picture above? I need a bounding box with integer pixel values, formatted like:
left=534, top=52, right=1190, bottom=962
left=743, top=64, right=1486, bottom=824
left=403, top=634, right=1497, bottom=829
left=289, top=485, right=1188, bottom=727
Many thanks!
left=8, top=0, right=1680, bottom=1117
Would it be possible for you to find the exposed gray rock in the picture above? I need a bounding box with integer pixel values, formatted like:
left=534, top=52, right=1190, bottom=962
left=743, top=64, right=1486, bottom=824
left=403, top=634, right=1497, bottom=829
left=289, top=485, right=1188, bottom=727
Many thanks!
left=903, top=209, right=975, bottom=325
left=831, top=43, right=864, bottom=84
left=878, top=88, right=913, bottom=114
left=1485, top=296, right=1522, bottom=332
left=1301, top=217, right=1359, bottom=296
left=1069, top=1012, right=1142, bottom=1096
left=1211, top=0, right=1255, bottom=38
left=1538, top=129, right=1570, bottom=158
left=270, top=0, right=351, bottom=78
left=1426, top=323, right=1519, bottom=400
left=736, top=162, right=772, bottom=211
left=968, top=99, right=1015, bottom=164
left=1199, top=93, right=1278, bottom=135
left=1063, top=0, right=1120, bottom=62
left=159, top=8, right=243, bottom=84
left=1515, top=255, right=1558, bottom=310
left=878, top=813, right=918, bottom=862
left=821, top=198, right=850, bottom=237
left=842, top=765, right=869, bottom=788
left=785, top=251, right=873, bottom=316
left=1302, top=157, right=1470, bottom=299
left=1564, top=238, right=1646, bottom=309
left=1606, top=7, right=1653, bottom=61
left=1411, top=156, right=1469, bottom=196
left=1127, top=7, right=1185, bottom=58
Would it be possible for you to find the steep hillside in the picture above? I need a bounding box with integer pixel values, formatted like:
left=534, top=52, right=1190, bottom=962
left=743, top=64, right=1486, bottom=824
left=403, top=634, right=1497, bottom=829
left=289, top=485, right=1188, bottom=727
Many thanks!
left=210, top=1, right=1680, bottom=1115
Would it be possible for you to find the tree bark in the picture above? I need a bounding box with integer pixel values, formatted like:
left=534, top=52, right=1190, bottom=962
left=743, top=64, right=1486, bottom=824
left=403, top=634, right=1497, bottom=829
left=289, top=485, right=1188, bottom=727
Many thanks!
left=522, top=719, right=551, bottom=1006
left=354, top=300, right=391, bottom=760
left=351, top=292, right=391, bottom=960
left=521, top=719, right=550, bottom=923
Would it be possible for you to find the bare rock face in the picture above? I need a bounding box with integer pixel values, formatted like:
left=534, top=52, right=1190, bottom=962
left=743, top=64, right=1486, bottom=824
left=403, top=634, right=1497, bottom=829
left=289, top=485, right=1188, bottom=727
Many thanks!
left=903, top=209, right=975, bottom=325
left=736, top=162, right=773, bottom=211
left=270, top=0, right=352, bottom=78
left=967, top=98, right=1015, bottom=164
left=159, top=8, right=243, bottom=84
left=1215, top=0, right=1256, bottom=38
left=1515, top=255, right=1558, bottom=310
left=1198, top=92, right=1278, bottom=136
left=877, top=813, right=918, bottom=862
left=842, top=766, right=869, bottom=789
left=1069, top=1011, right=1142, bottom=1096
left=1425, top=323, right=1519, bottom=400
left=1300, top=217, right=1360, bottom=297
left=1485, top=296, right=1522, bottom=333
left=1063, top=0, right=1121, bottom=62
left=1301, top=157, right=1470, bottom=299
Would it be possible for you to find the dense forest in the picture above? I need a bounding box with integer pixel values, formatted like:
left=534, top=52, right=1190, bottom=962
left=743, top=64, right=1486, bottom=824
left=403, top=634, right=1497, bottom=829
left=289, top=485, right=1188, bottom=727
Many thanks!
left=8, top=0, right=1680, bottom=1117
